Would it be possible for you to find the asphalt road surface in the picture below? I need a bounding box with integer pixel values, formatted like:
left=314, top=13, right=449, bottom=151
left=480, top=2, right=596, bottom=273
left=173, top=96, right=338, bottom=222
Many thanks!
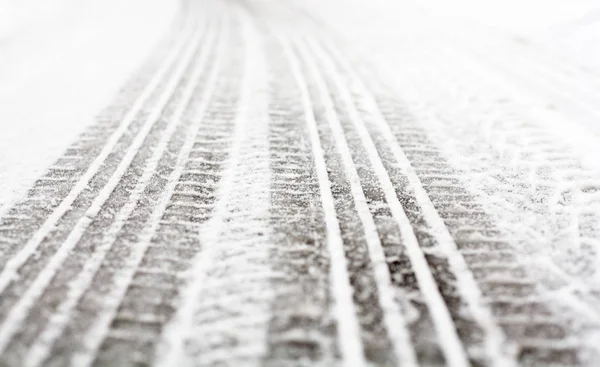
left=2, top=0, right=600, bottom=366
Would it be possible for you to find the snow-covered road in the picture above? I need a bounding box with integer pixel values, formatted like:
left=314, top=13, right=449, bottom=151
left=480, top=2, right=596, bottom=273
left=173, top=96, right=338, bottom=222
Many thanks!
left=1, top=0, right=600, bottom=365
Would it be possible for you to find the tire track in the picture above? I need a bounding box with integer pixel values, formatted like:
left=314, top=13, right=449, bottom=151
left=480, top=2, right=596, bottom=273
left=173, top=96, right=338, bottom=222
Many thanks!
left=0, top=1, right=193, bottom=223
left=154, top=6, right=274, bottom=366
left=289, top=36, right=424, bottom=366
left=432, top=43, right=600, bottom=273
left=261, top=27, right=337, bottom=366
left=373, top=34, right=600, bottom=309
left=77, top=11, right=229, bottom=367
left=4, top=1, right=599, bottom=366
left=65, top=17, right=227, bottom=367
left=11, top=9, right=225, bottom=367
left=369, top=80, right=590, bottom=366
left=293, top=37, right=478, bottom=367
left=274, top=27, right=443, bottom=365
left=0, top=3, right=209, bottom=363
left=335, top=35, right=597, bottom=366
left=311, top=39, right=519, bottom=367
left=0, top=1, right=196, bottom=278
left=278, top=24, right=367, bottom=367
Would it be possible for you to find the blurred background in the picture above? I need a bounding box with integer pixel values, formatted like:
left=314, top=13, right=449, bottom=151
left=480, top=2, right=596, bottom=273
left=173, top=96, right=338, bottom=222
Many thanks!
left=1, top=0, right=600, bottom=218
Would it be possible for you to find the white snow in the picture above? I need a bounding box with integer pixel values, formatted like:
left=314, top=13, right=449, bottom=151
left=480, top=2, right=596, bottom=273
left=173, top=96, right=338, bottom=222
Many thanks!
left=0, top=0, right=177, bottom=214
left=416, top=0, right=600, bottom=74
left=417, top=0, right=600, bottom=32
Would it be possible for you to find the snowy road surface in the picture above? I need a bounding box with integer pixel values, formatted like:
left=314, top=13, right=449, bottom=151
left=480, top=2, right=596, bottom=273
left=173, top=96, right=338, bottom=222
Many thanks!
left=1, top=0, right=600, bottom=365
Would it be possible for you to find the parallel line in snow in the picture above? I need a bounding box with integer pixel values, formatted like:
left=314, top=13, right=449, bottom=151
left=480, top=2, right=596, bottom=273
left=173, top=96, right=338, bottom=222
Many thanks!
left=0, top=8, right=199, bottom=294
left=289, top=37, right=418, bottom=367
left=0, top=13, right=207, bottom=356
left=24, top=17, right=222, bottom=367
left=279, top=33, right=367, bottom=367
left=70, top=19, right=227, bottom=367
left=254, top=6, right=338, bottom=361
left=153, top=7, right=259, bottom=366
left=300, top=38, right=473, bottom=367
left=371, top=39, right=600, bottom=358
left=316, top=38, right=517, bottom=367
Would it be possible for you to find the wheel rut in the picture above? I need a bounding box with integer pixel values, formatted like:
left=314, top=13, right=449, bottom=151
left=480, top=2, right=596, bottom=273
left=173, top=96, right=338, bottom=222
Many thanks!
left=0, top=0, right=598, bottom=366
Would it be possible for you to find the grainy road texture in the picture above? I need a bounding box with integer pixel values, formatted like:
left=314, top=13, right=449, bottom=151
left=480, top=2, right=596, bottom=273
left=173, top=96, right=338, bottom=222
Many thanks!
left=2, top=0, right=600, bottom=366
